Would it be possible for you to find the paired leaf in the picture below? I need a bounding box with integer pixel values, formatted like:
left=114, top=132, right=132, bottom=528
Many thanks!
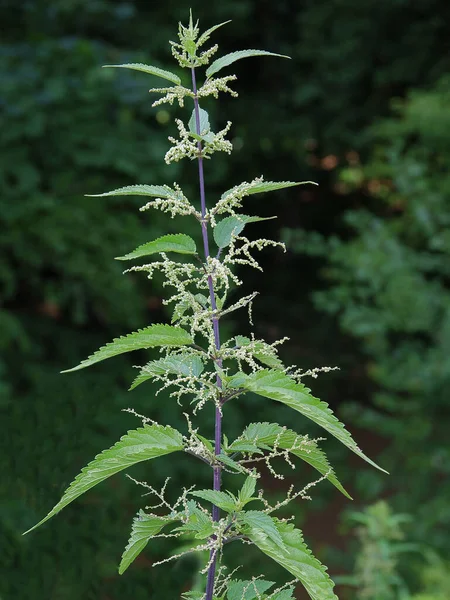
left=24, top=424, right=184, bottom=534
left=86, top=184, right=173, bottom=199
left=238, top=511, right=285, bottom=551
left=232, top=422, right=351, bottom=499
left=213, top=215, right=276, bottom=249
left=103, top=63, right=181, bottom=85
left=188, top=107, right=211, bottom=136
left=247, top=519, right=338, bottom=600
left=62, top=324, right=193, bottom=373
left=130, top=354, right=204, bottom=390
left=238, top=371, right=387, bottom=473
left=227, top=579, right=275, bottom=600
left=190, top=489, right=237, bottom=513
left=119, top=510, right=175, bottom=574
left=206, top=50, right=290, bottom=78
left=116, top=234, right=197, bottom=261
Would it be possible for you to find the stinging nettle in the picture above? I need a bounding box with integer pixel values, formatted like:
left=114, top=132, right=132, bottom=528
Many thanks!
left=24, top=14, right=385, bottom=600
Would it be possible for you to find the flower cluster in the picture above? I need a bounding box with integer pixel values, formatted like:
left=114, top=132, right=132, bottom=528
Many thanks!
left=165, top=119, right=233, bottom=164
left=139, top=183, right=200, bottom=219
left=149, top=85, right=195, bottom=107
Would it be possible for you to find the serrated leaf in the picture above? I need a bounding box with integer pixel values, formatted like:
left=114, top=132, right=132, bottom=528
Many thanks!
left=239, top=511, right=286, bottom=551
left=175, top=500, right=215, bottom=540
left=253, top=352, right=284, bottom=369
left=238, top=372, right=387, bottom=473
left=86, top=184, right=173, bottom=198
left=220, top=180, right=316, bottom=205
left=103, top=63, right=181, bottom=85
left=206, top=50, right=290, bottom=78
left=247, top=519, right=338, bottom=600
left=119, top=511, right=175, bottom=574
left=234, top=422, right=351, bottom=499
left=116, top=234, right=197, bottom=261
left=213, top=215, right=276, bottom=248
left=182, top=592, right=204, bottom=600
left=217, top=453, right=249, bottom=474
left=197, top=434, right=214, bottom=454
left=227, top=579, right=275, bottom=600
left=62, top=324, right=193, bottom=373
left=238, top=476, right=257, bottom=505
left=130, top=354, right=204, bottom=391
left=197, top=21, right=231, bottom=47
left=190, top=489, right=237, bottom=513
left=188, top=107, right=211, bottom=136
left=24, top=424, right=184, bottom=534
left=225, top=441, right=263, bottom=455
left=171, top=298, right=190, bottom=323
left=272, top=587, right=295, bottom=600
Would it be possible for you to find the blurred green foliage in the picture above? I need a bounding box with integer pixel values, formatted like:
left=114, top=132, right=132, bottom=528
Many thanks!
left=2, top=0, right=450, bottom=598
left=338, top=502, right=450, bottom=600
left=285, top=75, right=450, bottom=585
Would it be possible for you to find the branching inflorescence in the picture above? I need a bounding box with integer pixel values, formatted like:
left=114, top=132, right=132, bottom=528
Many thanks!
left=25, top=13, right=385, bottom=600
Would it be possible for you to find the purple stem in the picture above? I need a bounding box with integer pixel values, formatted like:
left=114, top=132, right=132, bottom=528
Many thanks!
left=191, top=66, right=223, bottom=600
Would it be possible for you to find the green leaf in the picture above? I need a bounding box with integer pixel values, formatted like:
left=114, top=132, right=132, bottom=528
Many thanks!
left=188, top=107, right=211, bottom=136
left=213, top=215, right=276, bottom=248
left=206, top=50, right=290, bottom=78
left=238, top=476, right=258, bottom=506
left=247, top=519, right=338, bottom=600
left=184, top=39, right=197, bottom=56
left=24, top=424, right=184, bottom=534
left=197, top=21, right=231, bottom=47
left=116, top=234, right=197, bottom=261
left=225, top=441, right=263, bottom=455
left=62, top=324, right=193, bottom=373
left=171, top=298, right=190, bottom=323
left=130, top=354, right=204, bottom=390
left=102, top=63, right=181, bottom=85
left=220, top=180, right=316, bottom=204
left=233, top=422, right=351, bottom=499
left=86, top=184, right=173, bottom=198
left=272, top=588, right=296, bottom=600
left=217, top=453, right=249, bottom=474
left=239, top=511, right=286, bottom=551
left=227, top=579, right=275, bottom=600
left=119, top=510, right=174, bottom=574
left=234, top=336, right=284, bottom=369
left=175, top=500, right=215, bottom=540
left=197, top=434, right=214, bottom=454
left=238, top=371, right=387, bottom=473
left=190, top=489, right=237, bottom=513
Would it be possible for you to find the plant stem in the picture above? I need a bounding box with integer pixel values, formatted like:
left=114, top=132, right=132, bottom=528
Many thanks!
left=191, top=66, right=223, bottom=600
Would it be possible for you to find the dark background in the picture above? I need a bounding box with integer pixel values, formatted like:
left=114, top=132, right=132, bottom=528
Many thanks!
left=1, top=1, right=449, bottom=598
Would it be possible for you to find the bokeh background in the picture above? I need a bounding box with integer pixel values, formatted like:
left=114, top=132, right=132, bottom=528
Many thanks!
left=1, top=1, right=449, bottom=598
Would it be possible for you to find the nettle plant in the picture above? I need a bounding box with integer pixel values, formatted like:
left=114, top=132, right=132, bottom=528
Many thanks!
left=25, top=15, right=385, bottom=600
